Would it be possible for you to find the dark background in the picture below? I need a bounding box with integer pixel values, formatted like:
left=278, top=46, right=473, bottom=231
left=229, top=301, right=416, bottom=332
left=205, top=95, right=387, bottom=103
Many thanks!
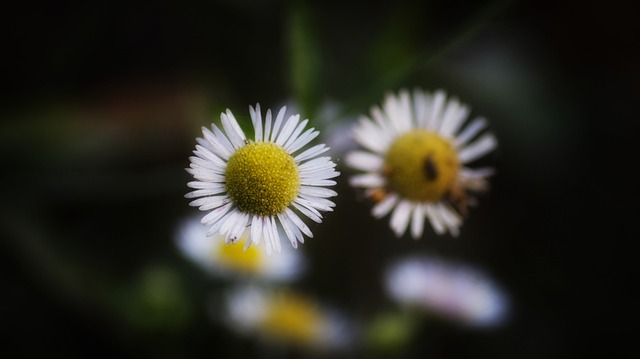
left=0, top=0, right=633, bottom=357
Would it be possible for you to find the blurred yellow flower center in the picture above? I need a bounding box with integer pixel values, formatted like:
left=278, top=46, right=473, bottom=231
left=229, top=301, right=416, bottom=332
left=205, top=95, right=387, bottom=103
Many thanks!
left=226, top=142, right=300, bottom=216
left=215, top=234, right=262, bottom=271
left=261, top=293, right=322, bottom=345
left=384, top=130, right=459, bottom=201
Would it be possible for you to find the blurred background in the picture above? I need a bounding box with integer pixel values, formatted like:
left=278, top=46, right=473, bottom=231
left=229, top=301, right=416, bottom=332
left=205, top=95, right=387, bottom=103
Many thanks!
left=1, top=0, right=633, bottom=357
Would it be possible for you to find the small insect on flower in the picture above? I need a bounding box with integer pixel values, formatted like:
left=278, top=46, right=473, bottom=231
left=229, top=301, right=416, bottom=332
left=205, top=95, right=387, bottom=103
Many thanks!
left=185, top=104, right=340, bottom=254
left=346, top=88, right=497, bottom=239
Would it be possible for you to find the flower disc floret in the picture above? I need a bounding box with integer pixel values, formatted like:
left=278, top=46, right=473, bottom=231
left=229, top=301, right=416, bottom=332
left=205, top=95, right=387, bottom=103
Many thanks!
left=384, top=130, right=460, bottom=202
left=225, top=142, right=300, bottom=216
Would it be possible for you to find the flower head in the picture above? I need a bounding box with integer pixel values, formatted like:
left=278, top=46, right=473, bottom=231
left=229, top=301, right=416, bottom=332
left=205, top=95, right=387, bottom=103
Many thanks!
left=176, top=214, right=304, bottom=281
left=346, top=89, right=497, bottom=238
left=384, top=255, right=508, bottom=327
left=221, top=285, right=353, bottom=350
left=186, top=105, right=339, bottom=253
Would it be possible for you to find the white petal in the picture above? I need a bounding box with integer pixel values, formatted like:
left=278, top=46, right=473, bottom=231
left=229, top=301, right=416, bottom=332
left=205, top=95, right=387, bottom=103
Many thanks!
left=425, top=204, right=445, bottom=235
left=184, top=187, right=226, bottom=199
left=300, top=170, right=340, bottom=182
left=300, top=178, right=336, bottom=186
left=251, top=215, right=263, bottom=246
left=243, top=234, right=253, bottom=251
left=294, top=144, right=329, bottom=162
left=390, top=201, right=412, bottom=237
left=383, top=89, right=412, bottom=134
left=263, top=109, right=273, bottom=143
left=411, top=203, right=425, bottom=239
left=276, top=114, right=300, bottom=146
left=437, top=203, right=462, bottom=237
left=298, top=186, right=337, bottom=198
left=282, top=212, right=304, bottom=245
left=297, top=194, right=335, bottom=211
left=352, top=118, right=389, bottom=154
left=460, top=167, right=495, bottom=179
left=185, top=168, right=225, bottom=183
left=285, top=208, right=313, bottom=238
left=270, top=106, right=287, bottom=142
left=292, top=201, right=323, bottom=223
left=189, top=155, right=225, bottom=173
left=287, top=128, right=319, bottom=154
left=187, top=181, right=225, bottom=190
left=221, top=109, right=247, bottom=149
left=210, top=124, right=236, bottom=160
left=193, top=144, right=227, bottom=168
left=426, top=90, right=446, bottom=131
left=458, top=133, right=497, bottom=164
left=220, top=210, right=242, bottom=236
left=350, top=174, right=385, bottom=188
left=345, top=151, right=383, bottom=172
left=455, top=117, right=487, bottom=147
left=202, top=126, right=232, bottom=160
left=226, top=212, right=249, bottom=244
left=201, top=202, right=233, bottom=225
left=277, top=212, right=298, bottom=248
left=250, top=104, right=263, bottom=142
left=372, top=193, right=399, bottom=218
left=268, top=216, right=282, bottom=253
left=189, top=195, right=227, bottom=210
left=413, top=89, right=431, bottom=128
left=439, top=99, right=469, bottom=139
left=283, top=119, right=309, bottom=149
left=207, top=209, right=238, bottom=236
left=297, top=156, right=335, bottom=172
left=371, top=107, right=393, bottom=135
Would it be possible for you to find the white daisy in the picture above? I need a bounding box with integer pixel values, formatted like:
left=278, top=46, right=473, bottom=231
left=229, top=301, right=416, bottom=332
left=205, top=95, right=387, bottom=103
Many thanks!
left=222, top=285, right=352, bottom=350
left=185, top=104, right=339, bottom=254
left=385, top=255, right=508, bottom=327
left=176, top=214, right=304, bottom=281
left=345, top=88, right=497, bottom=238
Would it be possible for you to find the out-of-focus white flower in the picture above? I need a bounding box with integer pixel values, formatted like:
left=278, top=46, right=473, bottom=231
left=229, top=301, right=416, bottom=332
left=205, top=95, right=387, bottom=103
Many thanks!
left=176, top=215, right=304, bottom=281
left=185, top=104, right=339, bottom=254
left=346, top=88, right=497, bottom=239
left=385, top=255, right=508, bottom=328
left=222, top=285, right=353, bottom=350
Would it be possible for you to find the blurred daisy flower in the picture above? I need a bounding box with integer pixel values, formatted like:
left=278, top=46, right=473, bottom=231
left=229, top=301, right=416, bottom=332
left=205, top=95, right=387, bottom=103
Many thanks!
left=185, top=104, right=339, bottom=254
left=346, top=89, right=497, bottom=238
left=221, top=285, right=353, bottom=350
left=384, top=255, right=508, bottom=328
left=176, top=215, right=304, bottom=281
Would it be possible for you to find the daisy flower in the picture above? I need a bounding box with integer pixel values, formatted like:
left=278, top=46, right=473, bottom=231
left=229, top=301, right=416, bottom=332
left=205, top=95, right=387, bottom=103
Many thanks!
left=175, top=214, right=304, bottom=281
left=384, top=255, right=508, bottom=328
left=221, top=285, right=352, bottom=350
left=185, top=105, right=339, bottom=254
left=345, top=88, right=497, bottom=238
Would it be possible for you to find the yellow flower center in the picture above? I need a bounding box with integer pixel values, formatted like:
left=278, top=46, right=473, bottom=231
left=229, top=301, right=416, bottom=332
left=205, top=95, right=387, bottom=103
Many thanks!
left=261, top=292, right=322, bottom=345
left=215, top=234, right=262, bottom=272
left=225, top=142, right=300, bottom=216
left=384, top=130, right=459, bottom=202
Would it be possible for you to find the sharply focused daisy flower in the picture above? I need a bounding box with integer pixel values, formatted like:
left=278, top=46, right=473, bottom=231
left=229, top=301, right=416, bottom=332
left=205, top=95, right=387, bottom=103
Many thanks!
left=221, top=285, right=353, bottom=350
left=384, top=255, right=508, bottom=328
left=176, top=215, right=304, bottom=281
left=346, top=88, right=497, bottom=238
left=186, top=105, right=339, bottom=254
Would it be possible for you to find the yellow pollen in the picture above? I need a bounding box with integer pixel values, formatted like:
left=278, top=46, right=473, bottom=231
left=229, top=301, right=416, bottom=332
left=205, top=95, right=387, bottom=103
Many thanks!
left=215, top=234, right=262, bottom=272
left=384, top=130, right=460, bottom=202
left=226, top=142, right=300, bottom=216
left=261, top=292, right=322, bottom=345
